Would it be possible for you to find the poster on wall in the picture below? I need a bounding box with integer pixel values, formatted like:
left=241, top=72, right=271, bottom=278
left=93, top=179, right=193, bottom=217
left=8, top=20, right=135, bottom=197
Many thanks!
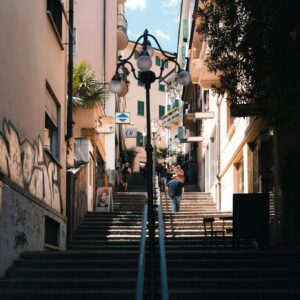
left=96, top=187, right=113, bottom=212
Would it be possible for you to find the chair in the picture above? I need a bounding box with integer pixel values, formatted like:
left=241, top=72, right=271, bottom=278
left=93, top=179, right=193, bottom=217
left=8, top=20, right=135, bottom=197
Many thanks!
left=203, top=217, right=225, bottom=247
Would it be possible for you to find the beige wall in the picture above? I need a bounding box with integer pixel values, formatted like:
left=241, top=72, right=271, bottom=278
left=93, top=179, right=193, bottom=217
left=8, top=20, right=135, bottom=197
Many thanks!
left=74, top=0, right=117, bottom=83
left=0, top=0, right=68, bottom=275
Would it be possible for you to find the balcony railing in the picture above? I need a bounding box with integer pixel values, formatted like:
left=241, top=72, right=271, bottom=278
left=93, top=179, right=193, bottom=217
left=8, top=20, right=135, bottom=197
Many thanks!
left=161, top=105, right=183, bottom=126
left=117, top=13, right=128, bottom=34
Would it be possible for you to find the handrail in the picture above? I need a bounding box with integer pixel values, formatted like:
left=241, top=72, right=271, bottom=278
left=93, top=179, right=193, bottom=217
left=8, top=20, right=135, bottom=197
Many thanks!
left=155, top=175, right=169, bottom=300
left=157, top=204, right=169, bottom=300
left=135, top=204, right=148, bottom=300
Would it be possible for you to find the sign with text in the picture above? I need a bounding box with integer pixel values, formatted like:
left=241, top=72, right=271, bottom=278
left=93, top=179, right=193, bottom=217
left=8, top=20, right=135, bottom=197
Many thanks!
left=95, top=116, right=114, bottom=134
left=116, top=112, right=130, bottom=124
left=125, top=128, right=137, bottom=138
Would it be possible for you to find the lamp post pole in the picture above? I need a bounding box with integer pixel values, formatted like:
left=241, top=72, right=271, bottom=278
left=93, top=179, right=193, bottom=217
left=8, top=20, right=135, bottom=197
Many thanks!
left=140, top=71, right=156, bottom=298
left=109, top=29, right=191, bottom=299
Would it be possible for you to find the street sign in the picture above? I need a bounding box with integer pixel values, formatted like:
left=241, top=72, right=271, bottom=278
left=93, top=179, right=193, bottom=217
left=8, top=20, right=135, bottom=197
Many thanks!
left=125, top=128, right=137, bottom=138
left=187, top=136, right=203, bottom=142
left=116, top=112, right=130, bottom=124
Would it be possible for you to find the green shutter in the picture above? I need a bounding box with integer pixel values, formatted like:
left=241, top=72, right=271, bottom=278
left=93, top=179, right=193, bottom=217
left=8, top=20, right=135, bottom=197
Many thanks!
left=167, top=104, right=171, bottom=111
left=174, top=99, right=180, bottom=107
left=143, top=135, right=147, bottom=146
left=181, top=45, right=186, bottom=64
left=136, top=131, right=143, bottom=146
left=159, top=105, right=165, bottom=118
left=183, top=19, right=188, bottom=42
left=178, top=126, right=185, bottom=140
left=164, top=60, right=168, bottom=68
left=134, top=50, right=139, bottom=59
left=138, top=71, right=144, bottom=86
left=159, top=84, right=165, bottom=92
left=137, top=101, right=144, bottom=116
left=155, top=56, right=161, bottom=66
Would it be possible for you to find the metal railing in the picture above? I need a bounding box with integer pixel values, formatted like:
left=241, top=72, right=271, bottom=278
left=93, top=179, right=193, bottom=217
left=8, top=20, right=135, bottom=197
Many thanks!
left=157, top=204, right=169, bottom=300
left=155, top=175, right=169, bottom=300
left=117, top=13, right=128, bottom=33
left=135, top=205, right=148, bottom=300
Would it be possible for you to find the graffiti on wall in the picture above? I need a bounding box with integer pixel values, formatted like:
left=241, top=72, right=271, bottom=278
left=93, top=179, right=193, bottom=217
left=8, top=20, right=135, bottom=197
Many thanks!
left=0, top=120, right=62, bottom=213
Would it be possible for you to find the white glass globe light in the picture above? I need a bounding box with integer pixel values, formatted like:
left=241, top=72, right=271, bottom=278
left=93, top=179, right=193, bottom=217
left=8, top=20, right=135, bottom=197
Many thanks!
left=137, top=50, right=152, bottom=72
left=177, top=70, right=191, bottom=86
left=109, top=75, right=122, bottom=94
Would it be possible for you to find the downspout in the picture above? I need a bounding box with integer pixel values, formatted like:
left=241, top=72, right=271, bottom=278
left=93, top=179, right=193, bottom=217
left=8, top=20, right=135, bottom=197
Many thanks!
left=66, top=0, right=74, bottom=246
left=216, top=98, right=222, bottom=211
left=103, top=0, right=106, bottom=110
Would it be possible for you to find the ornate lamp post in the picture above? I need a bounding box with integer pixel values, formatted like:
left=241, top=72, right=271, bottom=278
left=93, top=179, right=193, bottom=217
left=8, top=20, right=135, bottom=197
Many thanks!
left=109, top=29, right=191, bottom=297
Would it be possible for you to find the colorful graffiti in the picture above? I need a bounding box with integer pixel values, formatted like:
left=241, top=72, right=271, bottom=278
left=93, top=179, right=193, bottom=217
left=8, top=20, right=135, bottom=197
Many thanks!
left=0, top=120, right=62, bottom=213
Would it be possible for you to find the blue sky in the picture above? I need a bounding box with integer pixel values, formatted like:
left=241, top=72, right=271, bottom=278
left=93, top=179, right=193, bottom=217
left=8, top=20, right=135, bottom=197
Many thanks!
left=125, top=0, right=182, bottom=53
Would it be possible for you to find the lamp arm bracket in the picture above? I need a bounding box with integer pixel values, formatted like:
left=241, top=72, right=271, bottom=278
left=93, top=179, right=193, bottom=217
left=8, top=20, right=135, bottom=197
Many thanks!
left=118, top=33, right=145, bottom=63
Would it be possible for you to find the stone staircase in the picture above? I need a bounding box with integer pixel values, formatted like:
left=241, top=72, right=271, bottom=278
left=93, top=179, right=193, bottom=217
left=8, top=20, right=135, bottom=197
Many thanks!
left=160, top=191, right=300, bottom=299
left=0, top=193, right=147, bottom=299
left=161, top=192, right=234, bottom=249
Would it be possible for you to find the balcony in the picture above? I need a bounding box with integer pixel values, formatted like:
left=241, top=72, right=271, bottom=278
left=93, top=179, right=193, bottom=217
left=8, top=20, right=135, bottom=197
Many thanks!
left=198, top=42, right=220, bottom=89
left=117, top=14, right=128, bottom=50
left=160, top=101, right=183, bottom=127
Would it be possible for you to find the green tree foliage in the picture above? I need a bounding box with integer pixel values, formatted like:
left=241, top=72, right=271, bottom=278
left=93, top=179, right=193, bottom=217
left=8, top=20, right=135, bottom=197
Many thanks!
left=73, top=60, right=109, bottom=109
left=198, top=0, right=300, bottom=113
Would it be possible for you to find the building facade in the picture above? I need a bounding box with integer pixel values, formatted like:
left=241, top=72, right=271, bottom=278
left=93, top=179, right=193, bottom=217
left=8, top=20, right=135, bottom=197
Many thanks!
left=0, top=0, right=69, bottom=275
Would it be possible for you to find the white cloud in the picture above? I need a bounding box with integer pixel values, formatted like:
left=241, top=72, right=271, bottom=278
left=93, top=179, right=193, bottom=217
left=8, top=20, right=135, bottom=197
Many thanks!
left=172, top=16, right=180, bottom=23
left=125, top=0, right=146, bottom=11
left=155, top=29, right=171, bottom=41
left=162, top=0, right=179, bottom=8
left=127, top=30, right=140, bottom=40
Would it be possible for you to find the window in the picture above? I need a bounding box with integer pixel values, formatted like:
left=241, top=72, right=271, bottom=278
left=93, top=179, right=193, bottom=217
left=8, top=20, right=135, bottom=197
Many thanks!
left=136, top=131, right=143, bottom=147
left=164, top=60, right=168, bottom=68
left=45, top=83, right=60, bottom=160
left=138, top=71, right=144, bottom=86
left=159, top=84, right=165, bottom=92
left=45, top=216, right=60, bottom=247
left=155, top=56, right=161, bottom=66
left=134, top=50, right=139, bottom=59
left=203, top=90, right=209, bottom=112
left=137, top=100, right=144, bottom=116
left=159, top=105, right=165, bottom=119
left=47, top=0, right=63, bottom=39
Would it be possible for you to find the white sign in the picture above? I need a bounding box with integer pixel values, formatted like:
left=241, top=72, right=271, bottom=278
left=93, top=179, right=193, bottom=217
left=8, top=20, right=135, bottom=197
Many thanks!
left=125, top=128, right=137, bottom=138
left=95, top=116, right=114, bottom=134
left=116, top=112, right=130, bottom=124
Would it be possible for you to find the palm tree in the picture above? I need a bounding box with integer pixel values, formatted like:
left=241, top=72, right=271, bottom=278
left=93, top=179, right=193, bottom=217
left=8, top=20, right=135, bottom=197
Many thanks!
left=73, top=60, right=108, bottom=109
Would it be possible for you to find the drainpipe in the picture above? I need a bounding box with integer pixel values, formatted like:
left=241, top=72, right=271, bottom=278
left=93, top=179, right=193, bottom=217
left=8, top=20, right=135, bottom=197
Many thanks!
left=216, top=98, right=222, bottom=211
left=102, top=0, right=106, bottom=110
left=66, top=0, right=74, bottom=246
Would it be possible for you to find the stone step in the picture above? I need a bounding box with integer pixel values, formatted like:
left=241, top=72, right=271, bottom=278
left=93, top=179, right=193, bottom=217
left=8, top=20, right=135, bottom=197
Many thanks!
left=0, top=289, right=137, bottom=300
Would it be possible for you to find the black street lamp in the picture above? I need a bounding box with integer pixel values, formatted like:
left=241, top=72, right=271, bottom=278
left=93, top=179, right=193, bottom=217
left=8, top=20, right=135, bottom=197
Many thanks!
left=109, top=29, right=191, bottom=297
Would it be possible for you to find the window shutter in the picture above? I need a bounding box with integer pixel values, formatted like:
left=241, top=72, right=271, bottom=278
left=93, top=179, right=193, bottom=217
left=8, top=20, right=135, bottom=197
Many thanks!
left=164, top=60, right=168, bottom=68
left=136, top=131, right=143, bottom=146
left=134, top=50, right=139, bottom=59
left=183, top=19, right=188, bottom=42
left=167, top=104, right=171, bottom=111
left=159, top=105, right=165, bottom=118
left=138, top=101, right=144, bottom=116
left=155, top=56, right=161, bottom=66
left=159, top=84, right=165, bottom=92
left=174, top=99, right=180, bottom=108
